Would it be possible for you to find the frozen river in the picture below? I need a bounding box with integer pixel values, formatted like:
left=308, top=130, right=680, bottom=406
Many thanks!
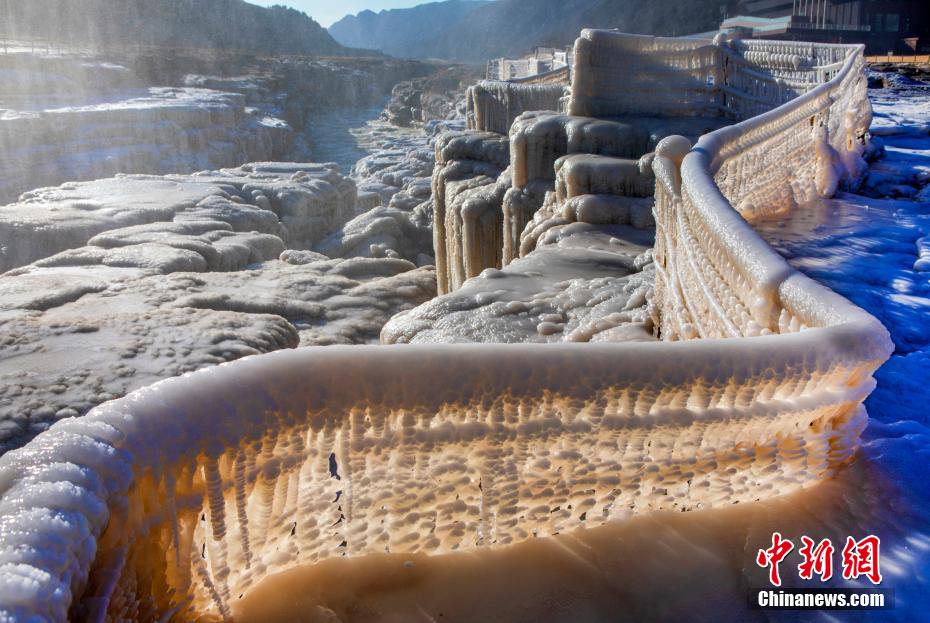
left=301, top=100, right=425, bottom=176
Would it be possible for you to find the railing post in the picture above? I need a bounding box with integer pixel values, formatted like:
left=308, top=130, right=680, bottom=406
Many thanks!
left=651, top=136, right=693, bottom=341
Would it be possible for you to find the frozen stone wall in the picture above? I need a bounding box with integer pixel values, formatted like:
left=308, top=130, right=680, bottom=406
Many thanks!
left=430, top=130, right=510, bottom=294
left=0, top=33, right=893, bottom=623
left=465, top=80, right=567, bottom=135
left=502, top=112, right=728, bottom=265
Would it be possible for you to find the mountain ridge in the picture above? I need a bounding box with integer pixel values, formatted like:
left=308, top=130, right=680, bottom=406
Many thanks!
left=330, top=0, right=729, bottom=63
left=329, top=0, right=489, bottom=59
left=0, top=0, right=360, bottom=56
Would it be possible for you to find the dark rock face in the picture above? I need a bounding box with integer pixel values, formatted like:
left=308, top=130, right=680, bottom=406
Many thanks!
left=329, top=0, right=489, bottom=59
left=380, top=67, right=480, bottom=127
left=870, top=62, right=930, bottom=85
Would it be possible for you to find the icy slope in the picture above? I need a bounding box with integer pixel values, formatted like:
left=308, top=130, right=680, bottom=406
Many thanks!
left=0, top=163, right=354, bottom=272
left=384, top=223, right=655, bottom=344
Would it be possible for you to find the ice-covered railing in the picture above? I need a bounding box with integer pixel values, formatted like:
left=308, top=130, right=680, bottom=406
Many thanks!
left=569, top=31, right=722, bottom=119
left=0, top=34, right=892, bottom=623
left=465, top=80, right=567, bottom=135
left=0, top=332, right=888, bottom=621
left=467, top=32, right=861, bottom=138
left=718, top=38, right=859, bottom=120
left=569, top=30, right=857, bottom=123
left=652, top=39, right=872, bottom=339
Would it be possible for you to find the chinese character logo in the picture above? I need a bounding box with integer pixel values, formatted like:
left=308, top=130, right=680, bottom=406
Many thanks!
left=842, top=535, right=883, bottom=584
left=756, top=532, right=794, bottom=586
left=756, top=533, right=882, bottom=586
left=798, top=536, right=835, bottom=581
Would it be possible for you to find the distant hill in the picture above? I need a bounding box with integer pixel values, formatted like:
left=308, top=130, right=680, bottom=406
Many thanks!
left=330, top=0, right=729, bottom=63
left=329, top=0, right=488, bottom=58
left=0, top=0, right=355, bottom=56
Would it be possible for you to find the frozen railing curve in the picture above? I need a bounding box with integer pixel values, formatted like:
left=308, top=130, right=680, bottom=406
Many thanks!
left=0, top=33, right=893, bottom=622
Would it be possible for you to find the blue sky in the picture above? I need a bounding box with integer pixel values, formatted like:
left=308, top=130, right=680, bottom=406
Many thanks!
left=247, top=1, right=428, bottom=28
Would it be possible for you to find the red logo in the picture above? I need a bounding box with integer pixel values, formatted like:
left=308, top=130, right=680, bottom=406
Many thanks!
left=798, top=536, right=835, bottom=581
left=756, top=533, right=882, bottom=586
left=841, top=535, right=883, bottom=584
left=756, top=531, right=794, bottom=586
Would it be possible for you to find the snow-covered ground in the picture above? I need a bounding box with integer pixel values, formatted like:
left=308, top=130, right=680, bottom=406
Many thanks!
left=383, top=224, right=656, bottom=344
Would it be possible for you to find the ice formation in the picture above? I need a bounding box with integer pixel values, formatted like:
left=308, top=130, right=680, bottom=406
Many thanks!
left=437, top=31, right=874, bottom=294
left=382, top=224, right=656, bottom=344
left=431, top=130, right=511, bottom=293
left=381, top=68, right=477, bottom=128
left=316, top=119, right=464, bottom=265
left=485, top=47, right=573, bottom=82
left=465, top=80, right=567, bottom=136
left=231, top=451, right=906, bottom=622
left=0, top=163, right=355, bottom=273
left=0, top=31, right=896, bottom=622
left=0, top=164, right=434, bottom=452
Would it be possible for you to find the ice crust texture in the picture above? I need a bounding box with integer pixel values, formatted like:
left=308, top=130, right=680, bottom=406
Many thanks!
left=0, top=30, right=900, bottom=621
left=0, top=163, right=435, bottom=453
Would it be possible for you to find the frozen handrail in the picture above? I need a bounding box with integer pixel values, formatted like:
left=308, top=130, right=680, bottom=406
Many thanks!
left=0, top=334, right=888, bottom=621
left=568, top=31, right=723, bottom=119
left=0, top=33, right=892, bottom=622
left=653, top=38, right=872, bottom=339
